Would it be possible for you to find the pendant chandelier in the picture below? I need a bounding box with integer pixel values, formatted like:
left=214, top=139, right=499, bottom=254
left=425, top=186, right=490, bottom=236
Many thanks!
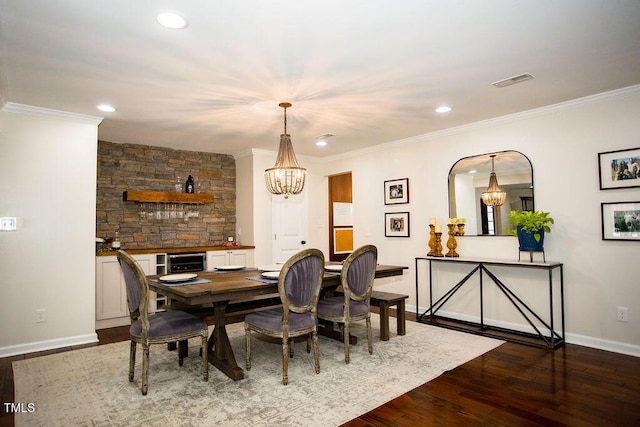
left=264, top=102, right=306, bottom=198
left=481, top=155, right=507, bottom=207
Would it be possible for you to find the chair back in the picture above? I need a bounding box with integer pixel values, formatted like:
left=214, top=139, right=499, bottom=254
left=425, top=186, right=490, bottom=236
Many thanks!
left=116, top=250, right=150, bottom=326
left=343, top=245, right=378, bottom=301
left=278, top=248, right=325, bottom=314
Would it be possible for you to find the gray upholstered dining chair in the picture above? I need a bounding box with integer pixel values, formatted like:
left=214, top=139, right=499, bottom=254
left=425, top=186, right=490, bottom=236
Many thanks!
left=317, top=244, right=378, bottom=364
left=116, top=250, right=209, bottom=395
left=244, top=248, right=325, bottom=385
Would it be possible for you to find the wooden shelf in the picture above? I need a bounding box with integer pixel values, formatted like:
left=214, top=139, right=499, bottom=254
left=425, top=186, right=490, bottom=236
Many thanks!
left=123, top=190, right=214, bottom=204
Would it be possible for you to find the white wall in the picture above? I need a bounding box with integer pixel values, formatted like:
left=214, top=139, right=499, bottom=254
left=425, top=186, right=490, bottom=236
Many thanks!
left=234, top=151, right=254, bottom=246
left=0, top=104, right=101, bottom=356
left=310, top=86, right=640, bottom=356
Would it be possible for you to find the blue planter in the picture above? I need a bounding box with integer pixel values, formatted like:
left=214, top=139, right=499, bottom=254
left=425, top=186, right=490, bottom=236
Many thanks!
left=517, top=226, right=544, bottom=252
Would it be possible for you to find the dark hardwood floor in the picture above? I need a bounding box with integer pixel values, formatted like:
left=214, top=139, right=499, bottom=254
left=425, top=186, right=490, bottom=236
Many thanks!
left=2, top=313, right=639, bottom=427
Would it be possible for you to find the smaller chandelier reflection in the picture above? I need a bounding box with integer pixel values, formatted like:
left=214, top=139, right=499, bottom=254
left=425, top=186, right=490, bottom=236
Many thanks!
left=264, top=102, right=306, bottom=199
left=481, top=155, right=507, bottom=207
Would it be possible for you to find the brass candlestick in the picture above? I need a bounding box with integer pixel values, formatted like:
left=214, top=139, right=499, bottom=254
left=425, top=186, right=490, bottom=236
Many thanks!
left=445, top=223, right=459, bottom=257
left=433, top=232, right=444, bottom=257
left=427, top=224, right=436, bottom=256
left=456, top=223, right=465, bottom=236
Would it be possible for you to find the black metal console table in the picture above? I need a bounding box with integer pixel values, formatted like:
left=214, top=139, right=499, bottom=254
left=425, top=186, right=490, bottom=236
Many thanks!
left=415, top=256, right=564, bottom=349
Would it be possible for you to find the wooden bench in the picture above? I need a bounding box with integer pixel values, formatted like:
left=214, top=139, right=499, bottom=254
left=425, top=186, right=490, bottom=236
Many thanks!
left=369, top=290, right=408, bottom=341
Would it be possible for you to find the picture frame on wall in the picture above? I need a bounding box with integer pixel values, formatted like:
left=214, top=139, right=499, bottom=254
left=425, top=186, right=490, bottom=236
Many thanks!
left=385, top=212, right=410, bottom=237
left=384, top=178, right=409, bottom=205
left=601, top=201, right=640, bottom=241
left=598, top=147, right=640, bottom=190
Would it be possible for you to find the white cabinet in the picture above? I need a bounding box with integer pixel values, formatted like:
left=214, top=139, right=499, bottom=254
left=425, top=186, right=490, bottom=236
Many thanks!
left=206, top=249, right=255, bottom=269
left=95, top=253, right=164, bottom=329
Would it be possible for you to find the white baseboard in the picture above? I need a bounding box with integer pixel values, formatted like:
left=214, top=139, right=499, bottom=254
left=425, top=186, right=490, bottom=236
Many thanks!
left=407, top=304, right=640, bottom=357
left=564, top=333, right=640, bottom=357
left=96, top=316, right=131, bottom=330
left=0, top=333, right=98, bottom=358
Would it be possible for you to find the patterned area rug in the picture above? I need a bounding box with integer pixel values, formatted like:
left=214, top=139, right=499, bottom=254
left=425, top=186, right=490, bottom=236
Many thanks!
left=13, top=315, right=503, bottom=426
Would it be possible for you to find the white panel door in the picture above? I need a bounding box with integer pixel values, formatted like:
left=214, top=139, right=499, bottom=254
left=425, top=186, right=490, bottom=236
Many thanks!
left=272, top=192, right=308, bottom=263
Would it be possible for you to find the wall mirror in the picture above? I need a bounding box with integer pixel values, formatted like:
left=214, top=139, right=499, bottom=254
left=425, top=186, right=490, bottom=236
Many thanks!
left=448, top=150, right=533, bottom=236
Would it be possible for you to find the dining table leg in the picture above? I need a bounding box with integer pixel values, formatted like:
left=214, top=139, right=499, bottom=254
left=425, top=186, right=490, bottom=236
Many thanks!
left=207, top=301, right=245, bottom=381
left=317, top=321, right=358, bottom=344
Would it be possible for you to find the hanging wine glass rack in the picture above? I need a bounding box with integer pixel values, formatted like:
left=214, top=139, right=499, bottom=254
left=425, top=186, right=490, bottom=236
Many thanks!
left=123, top=190, right=214, bottom=221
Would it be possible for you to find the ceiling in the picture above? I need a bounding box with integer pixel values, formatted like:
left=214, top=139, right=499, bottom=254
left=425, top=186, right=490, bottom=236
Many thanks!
left=2, top=0, right=640, bottom=158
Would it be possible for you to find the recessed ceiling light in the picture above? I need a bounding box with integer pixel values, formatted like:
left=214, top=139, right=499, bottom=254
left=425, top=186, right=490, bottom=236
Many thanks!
left=97, top=104, right=116, bottom=113
left=315, top=140, right=328, bottom=147
left=435, top=106, right=452, bottom=113
left=468, top=170, right=477, bottom=174
left=156, top=11, right=188, bottom=29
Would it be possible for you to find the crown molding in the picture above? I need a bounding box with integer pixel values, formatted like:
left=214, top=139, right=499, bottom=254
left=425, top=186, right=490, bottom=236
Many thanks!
left=1, top=102, right=103, bottom=125
left=321, top=84, right=640, bottom=163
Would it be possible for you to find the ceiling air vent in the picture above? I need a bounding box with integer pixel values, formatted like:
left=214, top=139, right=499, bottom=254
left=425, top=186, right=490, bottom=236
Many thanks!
left=492, top=73, right=534, bottom=88
left=316, top=133, right=334, bottom=139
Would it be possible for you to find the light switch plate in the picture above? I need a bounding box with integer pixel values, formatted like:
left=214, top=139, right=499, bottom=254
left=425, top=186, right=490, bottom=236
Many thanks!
left=0, top=217, right=17, bottom=231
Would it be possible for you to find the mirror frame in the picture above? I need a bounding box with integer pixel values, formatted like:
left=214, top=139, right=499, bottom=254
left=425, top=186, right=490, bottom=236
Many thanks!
left=448, top=150, right=534, bottom=236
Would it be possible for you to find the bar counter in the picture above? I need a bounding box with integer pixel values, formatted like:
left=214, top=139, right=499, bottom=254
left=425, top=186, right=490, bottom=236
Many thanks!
left=96, top=245, right=255, bottom=256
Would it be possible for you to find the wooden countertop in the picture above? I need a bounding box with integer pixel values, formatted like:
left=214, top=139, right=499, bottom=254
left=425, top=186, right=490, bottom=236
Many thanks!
left=96, top=245, right=255, bottom=256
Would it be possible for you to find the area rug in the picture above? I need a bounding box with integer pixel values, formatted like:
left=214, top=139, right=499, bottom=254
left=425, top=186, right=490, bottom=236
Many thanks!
left=13, top=314, right=503, bottom=426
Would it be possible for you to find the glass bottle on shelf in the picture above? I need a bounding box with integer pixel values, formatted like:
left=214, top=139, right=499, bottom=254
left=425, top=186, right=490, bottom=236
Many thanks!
left=185, top=175, right=195, bottom=193
left=112, top=232, right=121, bottom=250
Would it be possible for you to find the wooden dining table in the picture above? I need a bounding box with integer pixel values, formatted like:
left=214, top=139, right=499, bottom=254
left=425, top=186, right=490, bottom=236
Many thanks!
left=148, top=264, right=407, bottom=381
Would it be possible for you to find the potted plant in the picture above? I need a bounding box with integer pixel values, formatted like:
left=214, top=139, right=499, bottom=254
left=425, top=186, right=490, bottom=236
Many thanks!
left=507, top=210, right=554, bottom=252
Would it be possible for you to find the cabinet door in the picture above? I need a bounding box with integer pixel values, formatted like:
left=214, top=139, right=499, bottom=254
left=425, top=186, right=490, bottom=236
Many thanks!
left=96, top=254, right=154, bottom=321
left=206, top=249, right=255, bottom=268
left=96, top=257, right=127, bottom=320
left=229, top=250, right=254, bottom=267
left=206, top=251, right=229, bottom=269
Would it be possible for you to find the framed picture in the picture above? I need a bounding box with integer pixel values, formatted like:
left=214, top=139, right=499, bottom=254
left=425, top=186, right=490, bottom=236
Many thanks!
left=601, top=201, right=640, bottom=241
left=384, top=178, right=409, bottom=204
left=598, top=148, right=640, bottom=190
left=385, top=212, right=410, bottom=237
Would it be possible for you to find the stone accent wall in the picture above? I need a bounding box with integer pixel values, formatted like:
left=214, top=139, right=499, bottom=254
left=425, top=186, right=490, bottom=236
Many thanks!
left=96, top=141, right=236, bottom=249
